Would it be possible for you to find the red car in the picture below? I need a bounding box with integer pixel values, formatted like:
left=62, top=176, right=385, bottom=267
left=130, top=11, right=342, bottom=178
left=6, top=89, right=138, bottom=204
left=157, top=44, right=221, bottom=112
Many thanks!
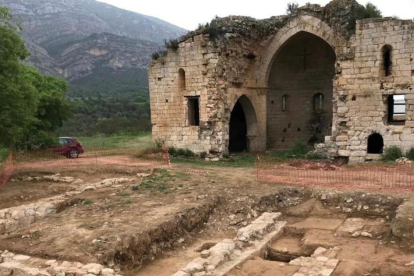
left=53, top=137, right=85, bottom=158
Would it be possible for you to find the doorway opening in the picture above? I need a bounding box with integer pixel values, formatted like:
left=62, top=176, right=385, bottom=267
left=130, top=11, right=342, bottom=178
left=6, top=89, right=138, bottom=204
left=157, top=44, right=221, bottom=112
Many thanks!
left=229, top=95, right=258, bottom=153
left=367, top=133, right=384, bottom=154
left=229, top=102, right=247, bottom=152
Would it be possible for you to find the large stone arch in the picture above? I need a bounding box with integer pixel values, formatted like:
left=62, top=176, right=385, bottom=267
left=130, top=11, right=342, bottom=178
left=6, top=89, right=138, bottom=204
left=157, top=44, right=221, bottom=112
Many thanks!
left=228, top=95, right=259, bottom=152
left=259, top=15, right=341, bottom=150
left=251, top=15, right=345, bottom=88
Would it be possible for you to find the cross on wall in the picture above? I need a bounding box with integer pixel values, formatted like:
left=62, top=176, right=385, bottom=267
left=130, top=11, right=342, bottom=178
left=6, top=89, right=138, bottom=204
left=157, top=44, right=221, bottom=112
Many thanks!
left=298, top=46, right=311, bottom=71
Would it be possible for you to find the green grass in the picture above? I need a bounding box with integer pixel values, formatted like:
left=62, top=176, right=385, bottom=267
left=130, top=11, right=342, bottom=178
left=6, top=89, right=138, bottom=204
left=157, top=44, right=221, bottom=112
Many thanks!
left=121, top=199, right=132, bottom=205
left=83, top=199, right=93, bottom=205
left=136, top=169, right=176, bottom=192
left=76, top=132, right=152, bottom=150
left=172, top=154, right=255, bottom=168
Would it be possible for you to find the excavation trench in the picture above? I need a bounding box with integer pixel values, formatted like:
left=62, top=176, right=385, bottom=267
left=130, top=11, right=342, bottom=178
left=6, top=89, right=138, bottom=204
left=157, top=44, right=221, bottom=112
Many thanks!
left=134, top=188, right=414, bottom=276
left=106, top=197, right=222, bottom=270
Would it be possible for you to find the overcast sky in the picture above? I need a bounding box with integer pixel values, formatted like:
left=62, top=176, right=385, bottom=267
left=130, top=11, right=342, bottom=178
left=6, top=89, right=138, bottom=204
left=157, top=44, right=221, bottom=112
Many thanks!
left=98, top=0, right=414, bottom=30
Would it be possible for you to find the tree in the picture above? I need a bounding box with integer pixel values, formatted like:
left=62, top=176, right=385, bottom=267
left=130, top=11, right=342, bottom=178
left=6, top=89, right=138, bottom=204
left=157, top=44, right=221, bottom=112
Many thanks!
left=347, top=2, right=382, bottom=33
left=17, top=67, right=70, bottom=149
left=287, top=3, right=299, bottom=15
left=364, top=3, right=382, bottom=19
left=0, top=6, right=38, bottom=147
left=0, top=6, right=70, bottom=149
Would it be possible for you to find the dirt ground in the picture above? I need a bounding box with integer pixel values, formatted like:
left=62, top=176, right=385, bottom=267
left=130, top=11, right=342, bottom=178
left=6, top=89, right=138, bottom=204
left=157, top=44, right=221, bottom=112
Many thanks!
left=259, top=159, right=414, bottom=193
left=2, top=157, right=414, bottom=276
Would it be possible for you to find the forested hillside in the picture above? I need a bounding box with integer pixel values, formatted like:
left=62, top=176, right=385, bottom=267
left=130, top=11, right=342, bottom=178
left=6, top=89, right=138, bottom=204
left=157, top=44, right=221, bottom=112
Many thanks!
left=1, top=0, right=187, bottom=135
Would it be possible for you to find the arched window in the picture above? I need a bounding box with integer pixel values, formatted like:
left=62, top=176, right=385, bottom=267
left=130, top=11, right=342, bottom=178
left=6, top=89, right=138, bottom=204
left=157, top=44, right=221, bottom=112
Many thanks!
left=313, top=93, right=324, bottom=112
left=282, top=95, right=288, bottom=111
left=381, top=45, right=392, bottom=77
left=178, top=68, right=186, bottom=91
left=367, top=133, right=384, bottom=154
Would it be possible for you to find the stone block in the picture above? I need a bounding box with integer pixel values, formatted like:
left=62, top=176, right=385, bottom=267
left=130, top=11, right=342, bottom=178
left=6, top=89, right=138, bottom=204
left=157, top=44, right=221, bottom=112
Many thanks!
left=171, top=272, right=190, bottom=276
left=338, top=150, right=350, bottom=157
left=392, top=200, right=414, bottom=239
left=287, top=218, right=345, bottom=234
left=82, top=263, right=103, bottom=275
left=182, top=258, right=209, bottom=274
left=237, top=213, right=281, bottom=242
left=351, top=151, right=367, bottom=157
left=336, top=136, right=348, bottom=142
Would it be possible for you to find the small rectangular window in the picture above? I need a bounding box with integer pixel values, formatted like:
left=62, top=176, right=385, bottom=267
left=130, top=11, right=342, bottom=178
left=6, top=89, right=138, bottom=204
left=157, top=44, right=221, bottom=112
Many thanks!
left=282, top=95, right=287, bottom=111
left=187, top=97, right=200, bottom=126
left=387, top=95, right=406, bottom=123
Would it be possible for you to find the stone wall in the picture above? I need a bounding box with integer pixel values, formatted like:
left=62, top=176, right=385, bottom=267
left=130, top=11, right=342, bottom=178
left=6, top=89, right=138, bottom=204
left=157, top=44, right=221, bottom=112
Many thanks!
left=149, top=34, right=219, bottom=154
left=0, top=250, right=120, bottom=276
left=267, top=31, right=336, bottom=149
left=149, top=0, right=414, bottom=161
left=335, top=18, right=414, bottom=162
left=0, top=177, right=134, bottom=235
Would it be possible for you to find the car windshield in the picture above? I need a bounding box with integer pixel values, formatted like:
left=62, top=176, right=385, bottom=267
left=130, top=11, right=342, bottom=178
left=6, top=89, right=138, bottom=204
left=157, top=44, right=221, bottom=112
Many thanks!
left=59, top=138, right=69, bottom=145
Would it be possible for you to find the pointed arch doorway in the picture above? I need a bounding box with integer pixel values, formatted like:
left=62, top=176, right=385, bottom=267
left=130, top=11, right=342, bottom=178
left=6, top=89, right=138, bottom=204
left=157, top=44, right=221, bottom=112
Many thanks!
left=229, top=95, right=258, bottom=153
left=267, top=31, right=336, bottom=149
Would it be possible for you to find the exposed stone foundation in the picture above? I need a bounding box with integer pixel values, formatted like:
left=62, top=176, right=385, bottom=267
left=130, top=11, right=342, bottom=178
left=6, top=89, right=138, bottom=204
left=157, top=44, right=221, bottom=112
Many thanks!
left=0, top=251, right=121, bottom=276
left=0, top=178, right=134, bottom=235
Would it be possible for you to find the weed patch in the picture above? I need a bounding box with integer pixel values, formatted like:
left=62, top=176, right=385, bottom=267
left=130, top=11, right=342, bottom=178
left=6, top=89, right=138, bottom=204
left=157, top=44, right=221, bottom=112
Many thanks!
left=83, top=199, right=93, bottom=205
left=382, top=146, right=403, bottom=161
left=137, top=169, right=175, bottom=192
left=122, top=199, right=132, bottom=205
left=168, top=147, right=196, bottom=158
left=406, top=148, right=414, bottom=161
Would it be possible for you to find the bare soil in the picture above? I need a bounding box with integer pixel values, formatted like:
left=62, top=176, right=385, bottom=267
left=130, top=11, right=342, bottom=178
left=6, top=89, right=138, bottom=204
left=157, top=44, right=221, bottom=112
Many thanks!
left=0, top=179, right=73, bottom=209
left=2, top=159, right=414, bottom=276
left=259, top=161, right=414, bottom=193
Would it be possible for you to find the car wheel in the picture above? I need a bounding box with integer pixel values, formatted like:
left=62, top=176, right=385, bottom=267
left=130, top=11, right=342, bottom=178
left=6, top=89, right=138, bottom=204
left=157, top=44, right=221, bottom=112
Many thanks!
left=69, top=148, right=79, bottom=159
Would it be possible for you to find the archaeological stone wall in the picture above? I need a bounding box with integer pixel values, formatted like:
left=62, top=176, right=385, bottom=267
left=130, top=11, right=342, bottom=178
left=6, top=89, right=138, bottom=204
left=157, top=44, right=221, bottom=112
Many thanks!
left=149, top=1, right=414, bottom=162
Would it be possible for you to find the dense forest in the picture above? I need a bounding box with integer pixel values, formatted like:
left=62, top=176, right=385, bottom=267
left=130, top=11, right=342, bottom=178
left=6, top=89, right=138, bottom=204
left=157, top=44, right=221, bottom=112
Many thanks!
left=58, top=67, right=151, bottom=136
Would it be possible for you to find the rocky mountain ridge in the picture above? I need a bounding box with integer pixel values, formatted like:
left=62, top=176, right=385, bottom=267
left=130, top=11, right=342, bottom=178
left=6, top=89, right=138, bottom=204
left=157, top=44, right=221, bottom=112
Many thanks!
left=1, top=0, right=186, bottom=82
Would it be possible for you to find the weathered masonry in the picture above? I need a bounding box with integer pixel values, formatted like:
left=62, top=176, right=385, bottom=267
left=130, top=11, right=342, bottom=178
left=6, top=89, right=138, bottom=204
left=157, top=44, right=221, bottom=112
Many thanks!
left=149, top=0, right=414, bottom=162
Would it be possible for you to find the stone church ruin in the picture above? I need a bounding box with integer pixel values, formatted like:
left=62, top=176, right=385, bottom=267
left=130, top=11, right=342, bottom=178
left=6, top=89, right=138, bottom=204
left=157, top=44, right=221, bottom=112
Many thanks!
left=149, top=0, right=414, bottom=163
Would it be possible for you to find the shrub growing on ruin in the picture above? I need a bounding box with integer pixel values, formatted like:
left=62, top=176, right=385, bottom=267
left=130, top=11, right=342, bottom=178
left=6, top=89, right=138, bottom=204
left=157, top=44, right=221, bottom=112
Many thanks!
left=347, top=2, right=382, bottom=34
left=364, top=3, right=383, bottom=18
left=151, top=50, right=167, bottom=61
left=152, top=52, right=160, bottom=60
left=164, top=39, right=179, bottom=51
left=382, top=146, right=403, bottom=161
left=286, top=3, right=299, bottom=15
left=405, top=148, right=414, bottom=161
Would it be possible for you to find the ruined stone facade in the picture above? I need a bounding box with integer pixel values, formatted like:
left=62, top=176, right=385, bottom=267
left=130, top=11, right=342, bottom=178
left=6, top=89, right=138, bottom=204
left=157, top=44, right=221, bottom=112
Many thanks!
left=149, top=0, right=414, bottom=162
